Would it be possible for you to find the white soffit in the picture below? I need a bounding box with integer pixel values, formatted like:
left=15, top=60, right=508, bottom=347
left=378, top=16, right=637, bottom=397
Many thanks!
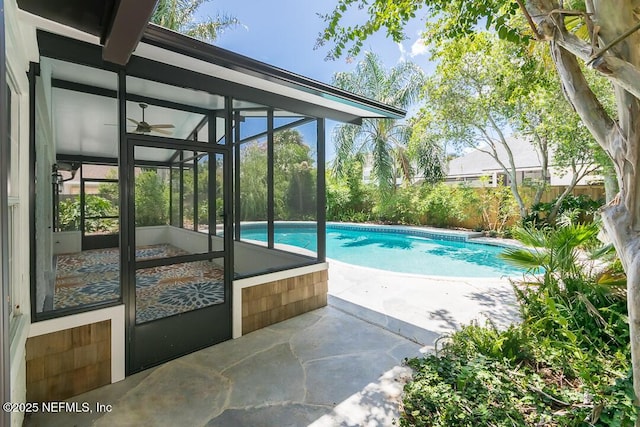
left=18, top=9, right=100, bottom=46
left=133, top=42, right=390, bottom=119
left=53, top=88, right=118, bottom=158
left=126, top=76, right=225, bottom=110
left=45, top=57, right=118, bottom=91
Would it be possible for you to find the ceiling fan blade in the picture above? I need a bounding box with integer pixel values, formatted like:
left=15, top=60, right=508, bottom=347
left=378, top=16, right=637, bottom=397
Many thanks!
left=150, top=124, right=175, bottom=129
left=127, top=118, right=140, bottom=125
left=152, top=128, right=173, bottom=135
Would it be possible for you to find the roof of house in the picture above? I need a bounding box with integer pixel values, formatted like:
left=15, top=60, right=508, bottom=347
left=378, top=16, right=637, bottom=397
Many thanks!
left=447, top=138, right=544, bottom=177
left=18, top=0, right=405, bottom=124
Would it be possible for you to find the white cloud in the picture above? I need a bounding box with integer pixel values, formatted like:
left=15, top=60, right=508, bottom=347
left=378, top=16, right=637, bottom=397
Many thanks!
left=397, top=42, right=408, bottom=62
left=398, top=36, right=428, bottom=63
left=410, top=38, right=428, bottom=57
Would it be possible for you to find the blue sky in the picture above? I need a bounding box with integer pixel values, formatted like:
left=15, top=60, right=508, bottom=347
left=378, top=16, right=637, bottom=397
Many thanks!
left=197, top=1, right=433, bottom=159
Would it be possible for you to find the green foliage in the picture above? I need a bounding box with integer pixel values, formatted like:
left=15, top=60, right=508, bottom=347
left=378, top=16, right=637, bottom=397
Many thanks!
left=473, top=178, right=520, bottom=234
left=501, top=222, right=600, bottom=284
left=524, top=194, right=604, bottom=228
left=58, top=196, right=117, bottom=232
left=151, top=0, right=240, bottom=42
left=57, top=197, right=81, bottom=231
left=368, top=183, right=474, bottom=227
left=275, top=129, right=317, bottom=220
left=135, top=170, right=168, bottom=227
left=402, top=223, right=635, bottom=425
left=331, top=52, right=430, bottom=192
left=326, top=161, right=374, bottom=222
left=239, top=143, right=268, bottom=221
left=316, top=0, right=525, bottom=60
left=373, top=185, right=429, bottom=225
left=239, top=130, right=317, bottom=221
left=422, top=183, right=471, bottom=227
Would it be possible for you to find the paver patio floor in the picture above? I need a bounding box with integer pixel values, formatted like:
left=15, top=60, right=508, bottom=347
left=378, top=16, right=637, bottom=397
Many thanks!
left=24, top=306, right=427, bottom=427
left=25, top=261, right=519, bottom=427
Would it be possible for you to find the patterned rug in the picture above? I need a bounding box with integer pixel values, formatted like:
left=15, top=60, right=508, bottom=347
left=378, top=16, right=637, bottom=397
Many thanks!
left=54, top=244, right=225, bottom=323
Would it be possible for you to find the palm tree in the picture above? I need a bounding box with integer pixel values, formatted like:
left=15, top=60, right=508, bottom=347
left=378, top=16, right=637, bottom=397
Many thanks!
left=331, top=52, right=429, bottom=192
left=151, top=0, right=239, bottom=42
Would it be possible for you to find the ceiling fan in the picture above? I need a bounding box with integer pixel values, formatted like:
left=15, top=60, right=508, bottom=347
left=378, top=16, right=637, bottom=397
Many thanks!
left=127, top=103, right=175, bottom=135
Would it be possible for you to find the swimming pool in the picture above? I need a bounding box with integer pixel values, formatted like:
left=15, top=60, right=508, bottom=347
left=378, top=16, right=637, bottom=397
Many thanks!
left=240, top=223, right=524, bottom=277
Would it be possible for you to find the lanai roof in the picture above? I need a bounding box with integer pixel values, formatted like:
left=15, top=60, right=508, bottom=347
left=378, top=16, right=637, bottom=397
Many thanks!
left=17, top=0, right=405, bottom=125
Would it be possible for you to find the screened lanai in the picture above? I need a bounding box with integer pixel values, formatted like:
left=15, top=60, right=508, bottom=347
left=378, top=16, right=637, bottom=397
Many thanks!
left=22, top=19, right=404, bottom=381
left=1, top=0, right=410, bottom=412
left=40, top=57, right=322, bottom=321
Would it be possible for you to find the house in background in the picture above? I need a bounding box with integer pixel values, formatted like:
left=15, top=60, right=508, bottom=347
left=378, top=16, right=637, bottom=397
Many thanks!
left=445, top=137, right=603, bottom=189
left=0, top=1, right=405, bottom=425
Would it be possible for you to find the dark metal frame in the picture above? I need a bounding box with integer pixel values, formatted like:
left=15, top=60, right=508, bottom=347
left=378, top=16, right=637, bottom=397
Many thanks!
left=28, top=63, right=38, bottom=321
left=141, top=24, right=405, bottom=121
left=317, top=118, right=327, bottom=262
left=36, top=30, right=404, bottom=125
left=126, top=133, right=232, bottom=373
left=26, top=28, right=340, bottom=376
left=233, top=109, right=326, bottom=262
left=267, top=109, right=275, bottom=249
left=81, top=177, right=120, bottom=250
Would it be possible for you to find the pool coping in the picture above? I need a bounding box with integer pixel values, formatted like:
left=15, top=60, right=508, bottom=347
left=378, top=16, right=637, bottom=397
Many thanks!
left=327, top=222, right=482, bottom=243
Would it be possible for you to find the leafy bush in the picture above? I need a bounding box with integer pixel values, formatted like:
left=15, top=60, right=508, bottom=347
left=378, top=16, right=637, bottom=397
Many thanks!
left=326, top=165, right=374, bottom=222
left=401, top=223, right=635, bottom=426
left=423, top=183, right=472, bottom=227
left=372, top=185, right=428, bottom=224
left=475, top=179, right=520, bottom=234
left=58, top=195, right=117, bottom=232
left=371, top=183, right=474, bottom=227
left=523, top=194, right=604, bottom=228
left=135, top=170, right=168, bottom=226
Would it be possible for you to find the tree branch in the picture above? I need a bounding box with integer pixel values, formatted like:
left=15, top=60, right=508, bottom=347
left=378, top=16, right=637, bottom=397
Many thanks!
left=550, top=42, right=616, bottom=151
left=516, top=0, right=544, bottom=40
left=589, top=21, right=640, bottom=64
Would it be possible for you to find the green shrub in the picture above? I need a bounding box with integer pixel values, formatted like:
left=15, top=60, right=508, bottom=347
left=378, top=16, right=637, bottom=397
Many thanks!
left=401, top=223, right=636, bottom=426
left=58, top=195, right=117, bottom=232
left=423, top=183, right=469, bottom=227
left=372, top=185, right=428, bottom=224
left=523, top=194, right=604, bottom=228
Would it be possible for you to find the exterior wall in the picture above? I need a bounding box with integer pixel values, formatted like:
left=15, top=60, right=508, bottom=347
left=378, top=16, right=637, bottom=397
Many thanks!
left=25, top=321, right=111, bottom=402
left=27, top=305, right=126, bottom=399
left=5, top=1, right=37, bottom=425
left=241, top=269, right=328, bottom=335
left=233, top=263, right=329, bottom=338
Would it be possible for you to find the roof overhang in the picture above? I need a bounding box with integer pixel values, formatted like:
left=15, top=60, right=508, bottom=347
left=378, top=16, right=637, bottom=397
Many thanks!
left=18, top=3, right=405, bottom=124
left=139, top=25, right=406, bottom=122
left=17, top=0, right=159, bottom=65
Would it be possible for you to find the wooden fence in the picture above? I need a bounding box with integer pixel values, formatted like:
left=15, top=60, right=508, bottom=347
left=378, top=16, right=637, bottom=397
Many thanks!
left=453, top=185, right=605, bottom=230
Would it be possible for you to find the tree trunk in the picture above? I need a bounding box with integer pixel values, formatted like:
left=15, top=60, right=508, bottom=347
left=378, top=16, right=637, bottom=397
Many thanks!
left=601, top=203, right=640, bottom=409
left=527, top=0, right=640, bottom=408
left=604, top=171, right=619, bottom=203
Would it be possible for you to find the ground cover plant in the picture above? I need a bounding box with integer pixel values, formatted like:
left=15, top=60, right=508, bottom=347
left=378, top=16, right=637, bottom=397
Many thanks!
left=400, top=223, right=636, bottom=426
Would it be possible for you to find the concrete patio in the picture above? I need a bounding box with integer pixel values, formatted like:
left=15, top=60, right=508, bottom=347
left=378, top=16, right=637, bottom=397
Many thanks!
left=24, top=261, right=519, bottom=427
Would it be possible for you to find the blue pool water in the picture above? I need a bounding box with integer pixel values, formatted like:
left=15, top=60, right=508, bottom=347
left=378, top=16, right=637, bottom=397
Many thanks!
left=240, top=223, right=524, bottom=277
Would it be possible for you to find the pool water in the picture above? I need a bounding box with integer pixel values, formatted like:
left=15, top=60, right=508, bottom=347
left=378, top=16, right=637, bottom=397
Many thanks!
left=240, top=224, right=524, bottom=277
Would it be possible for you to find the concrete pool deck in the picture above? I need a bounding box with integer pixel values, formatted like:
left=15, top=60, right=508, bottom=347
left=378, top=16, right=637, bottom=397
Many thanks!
left=328, top=259, right=521, bottom=346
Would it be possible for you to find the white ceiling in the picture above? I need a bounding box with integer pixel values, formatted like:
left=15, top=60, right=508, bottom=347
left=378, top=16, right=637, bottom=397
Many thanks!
left=46, top=57, right=225, bottom=162
left=45, top=58, right=324, bottom=163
